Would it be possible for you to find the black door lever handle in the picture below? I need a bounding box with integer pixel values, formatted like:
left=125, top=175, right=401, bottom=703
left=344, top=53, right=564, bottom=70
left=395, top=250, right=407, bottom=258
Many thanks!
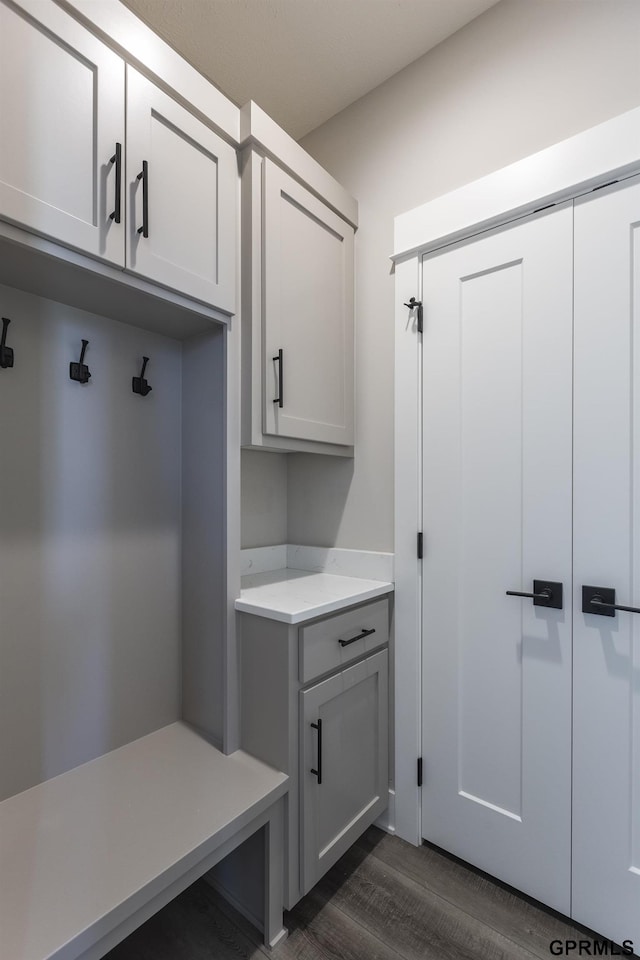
left=582, top=585, right=640, bottom=617
left=506, top=580, right=563, bottom=609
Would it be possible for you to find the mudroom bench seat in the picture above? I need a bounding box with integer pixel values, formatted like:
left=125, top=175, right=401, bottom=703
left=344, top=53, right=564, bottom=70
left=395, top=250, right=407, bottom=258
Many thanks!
left=0, top=722, right=288, bottom=960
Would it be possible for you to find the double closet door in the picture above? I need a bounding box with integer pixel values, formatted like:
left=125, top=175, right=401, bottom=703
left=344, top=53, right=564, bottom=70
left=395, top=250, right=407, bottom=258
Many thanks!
left=421, top=177, right=640, bottom=946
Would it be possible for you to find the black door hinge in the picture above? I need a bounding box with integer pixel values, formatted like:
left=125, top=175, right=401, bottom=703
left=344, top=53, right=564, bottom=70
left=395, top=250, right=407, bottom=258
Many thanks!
left=417, top=532, right=423, bottom=559
left=417, top=758, right=423, bottom=787
left=404, top=296, right=423, bottom=334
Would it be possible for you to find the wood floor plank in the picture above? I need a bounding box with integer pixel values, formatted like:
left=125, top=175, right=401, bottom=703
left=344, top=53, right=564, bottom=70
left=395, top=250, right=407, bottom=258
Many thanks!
left=355, top=827, right=587, bottom=960
left=104, top=827, right=606, bottom=960
left=279, top=885, right=406, bottom=960
left=316, top=840, right=541, bottom=960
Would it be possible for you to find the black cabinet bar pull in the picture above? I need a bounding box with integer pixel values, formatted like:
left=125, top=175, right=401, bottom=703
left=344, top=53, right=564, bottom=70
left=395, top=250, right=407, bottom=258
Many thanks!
left=273, top=348, right=283, bottom=407
left=338, top=627, right=376, bottom=648
left=582, top=585, right=640, bottom=617
left=310, top=719, right=322, bottom=785
left=506, top=580, right=563, bottom=609
left=109, top=142, right=122, bottom=224
left=137, top=160, right=149, bottom=237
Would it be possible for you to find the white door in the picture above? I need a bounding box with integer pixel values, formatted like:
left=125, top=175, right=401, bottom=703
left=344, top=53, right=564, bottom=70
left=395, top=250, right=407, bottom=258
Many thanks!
left=572, top=177, right=640, bottom=947
left=126, top=67, right=236, bottom=312
left=262, top=159, right=354, bottom=446
left=421, top=205, right=574, bottom=912
left=0, top=0, right=124, bottom=264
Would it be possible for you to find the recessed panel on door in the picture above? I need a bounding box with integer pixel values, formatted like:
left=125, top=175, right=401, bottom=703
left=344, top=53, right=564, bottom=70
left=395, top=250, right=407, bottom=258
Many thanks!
left=126, top=66, right=236, bottom=312
left=573, top=176, right=640, bottom=947
left=421, top=205, right=573, bottom=912
left=0, top=0, right=124, bottom=263
left=263, top=160, right=354, bottom=446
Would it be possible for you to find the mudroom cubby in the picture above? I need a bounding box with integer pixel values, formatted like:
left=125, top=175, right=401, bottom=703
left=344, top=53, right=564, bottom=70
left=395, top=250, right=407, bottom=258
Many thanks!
left=0, top=280, right=227, bottom=804
left=0, top=280, right=290, bottom=960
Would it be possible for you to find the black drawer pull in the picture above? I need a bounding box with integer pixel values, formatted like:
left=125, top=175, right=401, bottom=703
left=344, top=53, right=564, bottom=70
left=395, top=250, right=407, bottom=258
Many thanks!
left=137, top=160, right=149, bottom=237
left=109, top=142, right=122, bottom=224
left=273, top=348, right=283, bottom=407
left=310, top=719, right=322, bottom=785
left=338, top=627, right=376, bottom=648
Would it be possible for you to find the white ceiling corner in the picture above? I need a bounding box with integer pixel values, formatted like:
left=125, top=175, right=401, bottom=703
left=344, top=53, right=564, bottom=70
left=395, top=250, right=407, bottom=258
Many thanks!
left=120, top=0, right=501, bottom=140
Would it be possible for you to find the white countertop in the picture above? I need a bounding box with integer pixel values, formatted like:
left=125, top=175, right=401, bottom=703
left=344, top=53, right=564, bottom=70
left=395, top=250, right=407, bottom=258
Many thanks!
left=235, top=569, right=394, bottom=624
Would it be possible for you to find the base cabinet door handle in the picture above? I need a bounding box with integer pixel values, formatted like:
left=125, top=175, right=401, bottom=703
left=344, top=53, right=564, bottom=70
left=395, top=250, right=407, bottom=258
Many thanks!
left=310, top=719, right=322, bottom=784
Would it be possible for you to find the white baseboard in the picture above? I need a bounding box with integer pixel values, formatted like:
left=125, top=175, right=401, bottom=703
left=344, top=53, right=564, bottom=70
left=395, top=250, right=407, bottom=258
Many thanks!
left=375, top=789, right=396, bottom=835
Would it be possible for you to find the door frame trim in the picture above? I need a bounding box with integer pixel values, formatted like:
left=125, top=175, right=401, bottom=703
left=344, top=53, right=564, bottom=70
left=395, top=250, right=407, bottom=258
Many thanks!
left=392, top=106, right=640, bottom=846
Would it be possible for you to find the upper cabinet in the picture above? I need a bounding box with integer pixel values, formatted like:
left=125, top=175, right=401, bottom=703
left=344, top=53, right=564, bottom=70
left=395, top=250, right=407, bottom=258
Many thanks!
left=241, top=104, right=357, bottom=456
left=126, top=67, right=236, bottom=312
left=0, top=0, right=237, bottom=317
left=0, top=0, right=125, bottom=266
left=0, top=4, right=356, bottom=348
left=262, top=161, right=354, bottom=446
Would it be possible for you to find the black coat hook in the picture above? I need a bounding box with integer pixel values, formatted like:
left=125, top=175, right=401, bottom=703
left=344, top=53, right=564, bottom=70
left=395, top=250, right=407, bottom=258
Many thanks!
left=132, top=356, right=152, bottom=397
left=70, top=339, right=91, bottom=384
left=1, top=318, right=14, bottom=369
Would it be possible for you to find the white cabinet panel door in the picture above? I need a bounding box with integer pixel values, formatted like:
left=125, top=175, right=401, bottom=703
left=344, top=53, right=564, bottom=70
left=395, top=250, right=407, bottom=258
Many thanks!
left=126, top=67, right=236, bottom=312
left=0, top=0, right=124, bottom=264
left=421, top=206, right=573, bottom=912
left=262, top=160, right=354, bottom=446
left=573, top=177, right=640, bottom=948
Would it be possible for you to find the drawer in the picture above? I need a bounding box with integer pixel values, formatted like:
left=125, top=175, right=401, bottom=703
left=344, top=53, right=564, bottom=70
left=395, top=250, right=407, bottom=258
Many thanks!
left=299, top=598, right=389, bottom=683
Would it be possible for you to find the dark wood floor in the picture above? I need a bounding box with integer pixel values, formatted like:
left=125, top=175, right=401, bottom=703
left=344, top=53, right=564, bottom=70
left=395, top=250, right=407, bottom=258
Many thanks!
left=106, top=826, right=610, bottom=960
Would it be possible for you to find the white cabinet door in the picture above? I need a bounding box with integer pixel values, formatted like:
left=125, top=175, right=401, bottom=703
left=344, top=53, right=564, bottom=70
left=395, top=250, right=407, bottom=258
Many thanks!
left=572, top=176, right=640, bottom=948
left=0, top=0, right=124, bottom=264
left=420, top=206, right=574, bottom=913
left=300, top=649, right=388, bottom=894
left=126, top=67, right=236, bottom=312
left=262, top=160, right=354, bottom=446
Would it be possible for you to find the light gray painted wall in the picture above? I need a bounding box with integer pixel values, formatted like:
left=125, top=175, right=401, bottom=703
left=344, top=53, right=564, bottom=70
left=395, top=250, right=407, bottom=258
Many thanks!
left=281, top=0, right=640, bottom=551
left=0, top=284, right=182, bottom=801
left=241, top=449, right=287, bottom=548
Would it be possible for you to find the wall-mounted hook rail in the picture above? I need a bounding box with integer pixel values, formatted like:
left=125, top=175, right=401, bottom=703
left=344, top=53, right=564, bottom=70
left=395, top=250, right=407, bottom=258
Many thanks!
left=132, top=356, right=152, bottom=397
left=0, top=317, right=14, bottom=369
left=70, top=339, right=91, bottom=384
left=404, top=296, right=423, bottom=334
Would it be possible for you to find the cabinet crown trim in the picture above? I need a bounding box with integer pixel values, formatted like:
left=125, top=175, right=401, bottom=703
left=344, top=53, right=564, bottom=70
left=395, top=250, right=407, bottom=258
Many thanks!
left=240, top=101, right=358, bottom=228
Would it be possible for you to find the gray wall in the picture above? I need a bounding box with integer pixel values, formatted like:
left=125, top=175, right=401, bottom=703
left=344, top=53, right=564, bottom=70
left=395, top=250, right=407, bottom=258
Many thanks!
left=241, top=449, right=287, bottom=548
left=242, top=0, right=640, bottom=552
left=0, top=284, right=182, bottom=801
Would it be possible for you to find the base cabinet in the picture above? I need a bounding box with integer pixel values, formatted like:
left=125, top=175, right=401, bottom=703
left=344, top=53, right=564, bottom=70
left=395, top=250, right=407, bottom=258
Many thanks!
left=240, top=598, right=390, bottom=907
left=300, top=650, right=388, bottom=893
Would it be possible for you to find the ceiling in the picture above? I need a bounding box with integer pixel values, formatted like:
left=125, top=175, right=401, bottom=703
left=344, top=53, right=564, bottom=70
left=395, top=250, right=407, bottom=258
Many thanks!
left=120, top=0, right=501, bottom=140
